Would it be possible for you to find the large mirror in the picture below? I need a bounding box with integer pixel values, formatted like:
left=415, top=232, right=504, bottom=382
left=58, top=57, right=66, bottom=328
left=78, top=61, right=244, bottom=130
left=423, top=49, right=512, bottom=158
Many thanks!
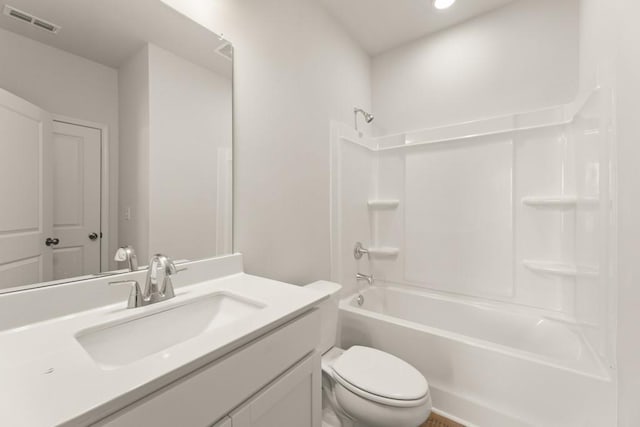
left=0, top=0, right=233, bottom=293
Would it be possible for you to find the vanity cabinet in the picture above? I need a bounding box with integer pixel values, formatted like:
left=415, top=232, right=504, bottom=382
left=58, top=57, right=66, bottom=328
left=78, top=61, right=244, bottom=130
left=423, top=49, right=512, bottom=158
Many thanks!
left=93, top=310, right=321, bottom=427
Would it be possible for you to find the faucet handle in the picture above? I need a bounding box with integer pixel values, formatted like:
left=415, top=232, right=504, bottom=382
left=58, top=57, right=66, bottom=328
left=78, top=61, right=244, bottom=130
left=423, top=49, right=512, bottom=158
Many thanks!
left=152, top=256, right=187, bottom=276
left=109, top=280, right=144, bottom=308
left=150, top=254, right=177, bottom=274
left=354, top=242, right=369, bottom=260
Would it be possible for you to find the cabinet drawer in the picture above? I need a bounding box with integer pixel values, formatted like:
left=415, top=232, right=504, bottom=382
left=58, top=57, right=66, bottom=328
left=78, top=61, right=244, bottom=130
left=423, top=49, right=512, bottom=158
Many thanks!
left=95, top=309, right=320, bottom=427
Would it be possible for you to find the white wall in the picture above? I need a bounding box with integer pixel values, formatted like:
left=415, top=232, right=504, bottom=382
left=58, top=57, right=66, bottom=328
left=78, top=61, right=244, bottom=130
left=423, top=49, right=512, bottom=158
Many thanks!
left=0, top=27, right=120, bottom=270
left=118, top=46, right=151, bottom=261
left=371, top=0, right=580, bottom=134
left=147, top=44, right=232, bottom=261
left=118, top=43, right=232, bottom=263
left=614, top=0, right=640, bottom=424
left=161, top=0, right=372, bottom=284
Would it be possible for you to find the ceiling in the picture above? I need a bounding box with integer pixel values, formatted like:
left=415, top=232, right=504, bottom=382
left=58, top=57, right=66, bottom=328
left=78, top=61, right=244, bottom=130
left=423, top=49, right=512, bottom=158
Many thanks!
left=319, top=0, right=518, bottom=55
left=0, top=0, right=232, bottom=77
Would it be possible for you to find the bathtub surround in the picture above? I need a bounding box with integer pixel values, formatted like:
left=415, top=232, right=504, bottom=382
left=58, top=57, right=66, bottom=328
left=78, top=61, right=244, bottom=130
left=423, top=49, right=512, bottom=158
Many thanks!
left=331, top=90, right=613, bottom=314
left=331, top=87, right=616, bottom=425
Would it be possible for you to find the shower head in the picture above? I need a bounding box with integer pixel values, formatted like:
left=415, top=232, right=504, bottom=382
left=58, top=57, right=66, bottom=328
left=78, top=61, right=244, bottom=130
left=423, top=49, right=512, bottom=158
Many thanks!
left=354, top=108, right=374, bottom=132
left=354, top=107, right=374, bottom=123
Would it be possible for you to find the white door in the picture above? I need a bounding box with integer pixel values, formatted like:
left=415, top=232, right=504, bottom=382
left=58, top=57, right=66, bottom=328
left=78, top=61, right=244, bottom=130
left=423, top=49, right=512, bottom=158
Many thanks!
left=0, top=88, right=53, bottom=290
left=52, top=121, right=101, bottom=280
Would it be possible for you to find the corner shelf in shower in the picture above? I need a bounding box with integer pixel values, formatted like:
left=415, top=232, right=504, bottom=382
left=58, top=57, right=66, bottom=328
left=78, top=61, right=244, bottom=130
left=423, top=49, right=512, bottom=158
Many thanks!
left=367, top=199, right=400, bottom=210
left=367, top=247, right=400, bottom=259
left=523, top=260, right=598, bottom=277
left=521, top=196, right=599, bottom=208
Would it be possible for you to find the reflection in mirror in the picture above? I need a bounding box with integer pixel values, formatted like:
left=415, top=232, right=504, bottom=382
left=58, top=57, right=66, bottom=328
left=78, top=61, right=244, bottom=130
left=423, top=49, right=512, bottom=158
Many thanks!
left=0, top=0, right=233, bottom=293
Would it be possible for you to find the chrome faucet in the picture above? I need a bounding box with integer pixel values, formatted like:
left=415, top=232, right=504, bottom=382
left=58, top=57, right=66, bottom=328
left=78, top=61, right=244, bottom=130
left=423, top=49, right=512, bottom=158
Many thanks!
left=110, top=254, right=185, bottom=309
left=145, top=254, right=179, bottom=304
left=114, top=246, right=139, bottom=272
left=356, top=272, right=374, bottom=285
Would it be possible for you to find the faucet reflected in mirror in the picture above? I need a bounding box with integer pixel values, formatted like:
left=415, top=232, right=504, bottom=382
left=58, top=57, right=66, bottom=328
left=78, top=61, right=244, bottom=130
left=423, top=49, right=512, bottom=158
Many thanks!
left=109, top=254, right=186, bottom=309
left=114, top=246, right=139, bottom=272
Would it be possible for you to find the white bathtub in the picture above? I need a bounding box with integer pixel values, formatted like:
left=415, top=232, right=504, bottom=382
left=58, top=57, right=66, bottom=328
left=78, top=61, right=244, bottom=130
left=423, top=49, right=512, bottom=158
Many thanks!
left=339, top=285, right=616, bottom=427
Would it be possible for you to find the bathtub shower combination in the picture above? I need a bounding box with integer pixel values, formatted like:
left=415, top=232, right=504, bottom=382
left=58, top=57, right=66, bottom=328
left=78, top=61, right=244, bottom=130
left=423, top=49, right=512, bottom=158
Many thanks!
left=330, top=88, right=616, bottom=426
left=340, top=285, right=614, bottom=427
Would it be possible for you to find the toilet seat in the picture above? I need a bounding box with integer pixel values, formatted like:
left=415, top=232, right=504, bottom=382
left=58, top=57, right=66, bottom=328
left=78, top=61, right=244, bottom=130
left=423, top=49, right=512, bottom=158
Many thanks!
left=330, top=346, right=429, bottom=408
left=332, top=370, right=431, bottom=408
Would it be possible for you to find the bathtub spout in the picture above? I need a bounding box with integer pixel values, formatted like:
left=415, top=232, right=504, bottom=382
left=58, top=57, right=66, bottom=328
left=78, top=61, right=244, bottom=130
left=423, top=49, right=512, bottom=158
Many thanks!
left=356, top=272, right=374, bottom=285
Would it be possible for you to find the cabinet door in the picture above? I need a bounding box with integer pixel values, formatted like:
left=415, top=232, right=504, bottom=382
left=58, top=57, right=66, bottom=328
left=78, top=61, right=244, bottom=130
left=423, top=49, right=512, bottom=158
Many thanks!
left=230, top=354, right=318, bottom=427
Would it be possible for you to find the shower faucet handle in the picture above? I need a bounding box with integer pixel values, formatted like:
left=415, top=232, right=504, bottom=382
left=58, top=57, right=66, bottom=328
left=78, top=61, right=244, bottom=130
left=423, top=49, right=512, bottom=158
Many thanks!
left=354, top=242, right=369, bottom=259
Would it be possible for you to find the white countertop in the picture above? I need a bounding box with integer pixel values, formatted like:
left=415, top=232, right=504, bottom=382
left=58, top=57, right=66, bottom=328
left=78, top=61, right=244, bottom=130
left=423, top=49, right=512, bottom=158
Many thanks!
left=0, top=263, right=326, bottom=427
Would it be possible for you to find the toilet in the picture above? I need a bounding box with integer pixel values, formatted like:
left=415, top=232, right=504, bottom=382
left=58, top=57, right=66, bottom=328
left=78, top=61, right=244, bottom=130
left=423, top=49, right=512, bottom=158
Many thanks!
left=306, top=281, right=432, bottom=427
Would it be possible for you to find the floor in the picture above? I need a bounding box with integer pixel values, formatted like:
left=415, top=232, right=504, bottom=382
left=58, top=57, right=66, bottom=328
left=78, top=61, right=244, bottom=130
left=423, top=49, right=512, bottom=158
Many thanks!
left=421, top=412, right=466, bottom=427
left=322, top=404, right=465, bottom=427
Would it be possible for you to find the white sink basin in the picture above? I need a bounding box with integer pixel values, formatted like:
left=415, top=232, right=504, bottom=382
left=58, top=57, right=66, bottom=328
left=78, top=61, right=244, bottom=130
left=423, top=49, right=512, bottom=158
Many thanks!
left=76, top=293, right=264, bottom=369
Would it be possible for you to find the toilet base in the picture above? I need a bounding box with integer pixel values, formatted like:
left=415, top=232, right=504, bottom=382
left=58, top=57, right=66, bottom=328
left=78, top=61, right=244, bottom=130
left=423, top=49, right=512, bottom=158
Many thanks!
left=322, top=369, right=356, bottom=427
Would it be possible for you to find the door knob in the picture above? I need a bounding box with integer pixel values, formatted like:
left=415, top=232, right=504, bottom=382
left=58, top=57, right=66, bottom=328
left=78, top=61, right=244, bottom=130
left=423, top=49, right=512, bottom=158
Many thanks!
left=45, top=237, right=60, bottom=247
left=88, top=232, right=99, bottom=241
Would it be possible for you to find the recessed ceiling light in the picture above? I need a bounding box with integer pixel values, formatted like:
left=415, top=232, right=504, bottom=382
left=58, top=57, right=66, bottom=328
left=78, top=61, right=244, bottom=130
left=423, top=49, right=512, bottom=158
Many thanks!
left=433, top=0, right=456, bottom=10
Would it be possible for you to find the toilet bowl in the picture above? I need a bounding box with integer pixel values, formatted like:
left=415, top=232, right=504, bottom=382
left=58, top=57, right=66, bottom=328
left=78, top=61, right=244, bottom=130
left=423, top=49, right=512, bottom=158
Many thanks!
left=306, top=281, right=432, bottom=427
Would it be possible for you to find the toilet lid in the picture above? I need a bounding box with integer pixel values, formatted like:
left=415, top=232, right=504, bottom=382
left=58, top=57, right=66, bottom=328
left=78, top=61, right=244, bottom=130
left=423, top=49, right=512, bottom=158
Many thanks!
left=332, top=346, right=428, bottom=401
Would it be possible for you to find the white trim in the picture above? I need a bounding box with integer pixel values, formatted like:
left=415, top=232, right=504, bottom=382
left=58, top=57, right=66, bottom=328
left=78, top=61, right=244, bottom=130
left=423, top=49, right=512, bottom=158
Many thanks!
left=216, top=147, right=233, bottom=255
left=52, top=114, right=111, bottom=273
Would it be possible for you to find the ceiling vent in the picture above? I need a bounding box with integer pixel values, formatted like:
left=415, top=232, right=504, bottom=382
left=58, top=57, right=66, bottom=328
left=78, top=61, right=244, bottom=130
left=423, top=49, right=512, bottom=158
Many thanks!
left=215, top=42, right=233, bottom=61
left=3, top=5, right=61, bottom=34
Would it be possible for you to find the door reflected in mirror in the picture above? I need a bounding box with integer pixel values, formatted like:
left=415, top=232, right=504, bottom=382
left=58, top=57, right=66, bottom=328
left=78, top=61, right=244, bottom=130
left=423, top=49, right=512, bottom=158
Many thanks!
left=0, top=0, right=233, bottom=293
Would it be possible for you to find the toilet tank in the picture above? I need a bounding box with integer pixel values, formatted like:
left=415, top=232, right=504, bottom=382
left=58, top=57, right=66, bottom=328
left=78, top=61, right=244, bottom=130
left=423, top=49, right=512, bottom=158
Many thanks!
left=305, top=280, right=342, bottom=354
